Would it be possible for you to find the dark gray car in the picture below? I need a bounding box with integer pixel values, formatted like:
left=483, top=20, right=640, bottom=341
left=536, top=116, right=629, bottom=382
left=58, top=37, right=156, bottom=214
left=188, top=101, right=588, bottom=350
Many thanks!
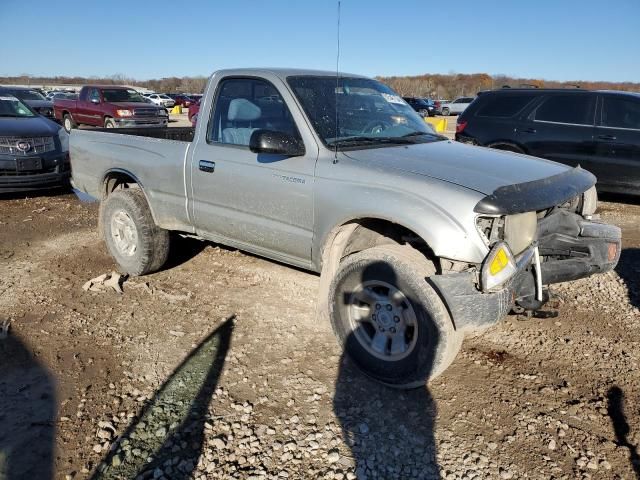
left=0, top=87, right=56, bottom=121
left=0, top=95, right=70, bottom=192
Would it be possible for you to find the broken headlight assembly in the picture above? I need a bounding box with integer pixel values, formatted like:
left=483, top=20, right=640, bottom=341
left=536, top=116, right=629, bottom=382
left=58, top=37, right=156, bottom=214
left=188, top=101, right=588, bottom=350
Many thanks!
left=476, top=211, right=537, bottom=256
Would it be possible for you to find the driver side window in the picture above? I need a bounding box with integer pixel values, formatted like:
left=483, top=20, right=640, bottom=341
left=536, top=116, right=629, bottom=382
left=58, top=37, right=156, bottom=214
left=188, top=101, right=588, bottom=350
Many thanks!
left=209, top=78, right=300, bottom=147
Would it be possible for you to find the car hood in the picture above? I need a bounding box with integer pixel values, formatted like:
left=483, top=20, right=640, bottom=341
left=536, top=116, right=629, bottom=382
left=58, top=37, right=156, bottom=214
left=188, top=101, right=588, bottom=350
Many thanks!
left=343, top=139, right=570, bottom=195
left=0, top=116, right=61, bottom=137
left=24, top=99, right=54, bottom=109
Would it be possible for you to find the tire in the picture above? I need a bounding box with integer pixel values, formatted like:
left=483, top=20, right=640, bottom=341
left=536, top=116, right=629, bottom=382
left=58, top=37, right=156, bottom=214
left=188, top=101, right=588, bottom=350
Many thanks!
left=63, top=113, right=76, bottom=133
left=442, top=107, right=450, bottom=116
left=104, top=117, right=117, bottom=128
left=328, top=244, right=462, bottom=389
left=100, top=189, right=170, bottom=276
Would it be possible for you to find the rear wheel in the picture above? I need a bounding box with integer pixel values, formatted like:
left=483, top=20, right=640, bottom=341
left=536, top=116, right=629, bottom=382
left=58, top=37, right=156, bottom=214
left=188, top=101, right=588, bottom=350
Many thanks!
left=104, top=117, right=117, bottom=128
left=442, top=107, right=450, bottom=116
left=63, top=114, right=76, bottom=133
left=100, top=189, right=170, bottom=276
left=328, top=244, right=462, bottom=388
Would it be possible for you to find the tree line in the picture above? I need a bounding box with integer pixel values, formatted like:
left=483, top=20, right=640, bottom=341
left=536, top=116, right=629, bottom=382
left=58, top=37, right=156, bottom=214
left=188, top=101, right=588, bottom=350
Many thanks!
left=376, top=73, right=640, bottom=99
left=0, top=74, right=209, bottom=94
left=1, top=72, right=638, bottom=98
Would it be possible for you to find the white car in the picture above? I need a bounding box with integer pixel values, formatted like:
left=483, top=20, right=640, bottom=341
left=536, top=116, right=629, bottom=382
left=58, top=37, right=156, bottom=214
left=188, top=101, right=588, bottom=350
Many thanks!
left=146, top=94, right=175, bottom=108
left=441, top=96, right=475, bottom=116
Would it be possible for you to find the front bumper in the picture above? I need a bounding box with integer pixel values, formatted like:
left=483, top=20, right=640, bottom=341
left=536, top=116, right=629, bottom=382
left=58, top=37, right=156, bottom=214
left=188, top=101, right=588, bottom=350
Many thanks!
left=431, top=211, right=621, bottom=330
left=0, top=151, right=71, bottom=193
left=114, top=117, right=168, bottom=128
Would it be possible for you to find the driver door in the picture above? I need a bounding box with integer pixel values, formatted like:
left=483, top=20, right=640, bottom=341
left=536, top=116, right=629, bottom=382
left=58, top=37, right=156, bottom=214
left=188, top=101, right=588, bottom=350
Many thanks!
left=189, top=76, right=318, bottom=266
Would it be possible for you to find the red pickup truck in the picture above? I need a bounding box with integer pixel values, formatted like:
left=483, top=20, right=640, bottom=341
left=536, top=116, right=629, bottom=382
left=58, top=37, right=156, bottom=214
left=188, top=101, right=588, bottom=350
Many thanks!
left=54, top=85, right=168, bottom=132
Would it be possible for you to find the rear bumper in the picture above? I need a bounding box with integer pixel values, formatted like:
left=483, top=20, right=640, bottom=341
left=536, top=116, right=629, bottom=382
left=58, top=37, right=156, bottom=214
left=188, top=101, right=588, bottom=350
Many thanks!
left=431, top=211, right=621, bottom=330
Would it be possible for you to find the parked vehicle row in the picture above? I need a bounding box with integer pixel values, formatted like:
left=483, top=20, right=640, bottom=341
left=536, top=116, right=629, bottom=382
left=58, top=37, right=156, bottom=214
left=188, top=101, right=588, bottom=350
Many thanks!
left=54, top=85, right=168, bottom=132
left=0, top=86, right=55, bottom=120
left=456, top=88, right=640, bottom=195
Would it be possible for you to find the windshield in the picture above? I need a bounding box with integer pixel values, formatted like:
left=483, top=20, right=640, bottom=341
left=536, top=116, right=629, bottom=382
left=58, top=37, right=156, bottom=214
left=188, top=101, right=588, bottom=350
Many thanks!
left=0, top=96, right=36, bottom=117
left=101, top=89, right=147, bottom=103
left=287, top=76, right=441, bottom=148
left=8, top=89, right=46, bottom=101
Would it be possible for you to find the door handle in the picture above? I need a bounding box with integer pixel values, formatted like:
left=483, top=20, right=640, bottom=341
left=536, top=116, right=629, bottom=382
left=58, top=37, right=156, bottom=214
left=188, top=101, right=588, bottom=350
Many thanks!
left=597, top=134, right=617, bottom=141
left=199, top=160, right=215, bottom=173
left=521, top=128, right=536, bottom=134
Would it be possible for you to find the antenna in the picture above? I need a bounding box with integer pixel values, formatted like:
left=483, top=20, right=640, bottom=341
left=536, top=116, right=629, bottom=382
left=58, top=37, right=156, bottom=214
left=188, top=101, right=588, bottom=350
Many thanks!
left=334, top=0, right=341, bottom=164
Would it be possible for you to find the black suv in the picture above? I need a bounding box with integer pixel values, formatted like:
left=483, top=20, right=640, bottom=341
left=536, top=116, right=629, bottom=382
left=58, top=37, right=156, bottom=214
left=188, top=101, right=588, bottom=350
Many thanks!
left=456, top=89, right=640, bottom=195
left=402, top=97, right=436, bottom=117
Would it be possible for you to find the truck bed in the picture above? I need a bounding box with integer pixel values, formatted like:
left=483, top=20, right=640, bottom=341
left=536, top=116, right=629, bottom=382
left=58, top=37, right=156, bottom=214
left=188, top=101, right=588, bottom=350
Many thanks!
left=70, top=127, right=195, bottom=232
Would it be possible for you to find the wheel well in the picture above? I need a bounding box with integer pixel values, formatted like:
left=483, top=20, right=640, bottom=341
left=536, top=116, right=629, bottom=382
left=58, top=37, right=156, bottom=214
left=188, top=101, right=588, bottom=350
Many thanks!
left=487, top=141, right=526, bottom=154
left=315, top=218, right=439, bottom=321
left=102, top=171, right=140, bottom=198
left=339, top=219, right=436, bottom=264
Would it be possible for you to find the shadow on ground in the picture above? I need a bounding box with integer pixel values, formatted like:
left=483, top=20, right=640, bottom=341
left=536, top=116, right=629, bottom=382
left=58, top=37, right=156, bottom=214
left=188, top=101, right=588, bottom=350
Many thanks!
left=615, top=248, right=640, bottom=310
left=159, top=234, right=208, bottom=272
left=91, top=316, right=234, bottom=480
left=0, top=328, right=57, bottom=479
left=333, top=259, right=440, bottom=479
left=607, top=386, right=640, bottom=479
left=334, top=359, right=439, bottom=479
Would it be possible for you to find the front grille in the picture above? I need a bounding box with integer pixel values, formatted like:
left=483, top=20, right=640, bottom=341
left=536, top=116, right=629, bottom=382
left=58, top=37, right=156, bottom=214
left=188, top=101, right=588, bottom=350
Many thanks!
left=0, top=165, right=58, bottom=176
left=0, top=136, right=55, bottom=156
left=134, top=108, right=161, bottom=117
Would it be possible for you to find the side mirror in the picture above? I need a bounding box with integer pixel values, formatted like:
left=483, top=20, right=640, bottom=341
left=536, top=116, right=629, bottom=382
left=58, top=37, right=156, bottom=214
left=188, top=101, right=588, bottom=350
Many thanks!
left=249, top=130, right=305, bottom=156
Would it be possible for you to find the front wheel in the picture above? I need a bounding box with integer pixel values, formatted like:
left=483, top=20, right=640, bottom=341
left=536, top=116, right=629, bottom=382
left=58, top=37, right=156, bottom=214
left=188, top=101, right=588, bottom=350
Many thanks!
left=63, top=114, right=77, bottom=133
left=100, top=189, right=170, bottom=276
left=104, top=117, right=117, bottom=128
left=328, top=245, right=462, bottom=388
left=442, top=107, right=450, bottom=116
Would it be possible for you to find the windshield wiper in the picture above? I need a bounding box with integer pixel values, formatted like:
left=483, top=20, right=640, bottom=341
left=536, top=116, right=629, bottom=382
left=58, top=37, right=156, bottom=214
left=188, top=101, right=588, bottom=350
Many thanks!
left=328, top=136, right=418, bottom=147
left=0, top=114, right=21, bottom=117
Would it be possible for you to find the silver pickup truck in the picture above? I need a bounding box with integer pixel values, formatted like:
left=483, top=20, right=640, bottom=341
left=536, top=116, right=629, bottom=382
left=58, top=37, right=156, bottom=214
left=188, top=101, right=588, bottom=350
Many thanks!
left=70, top=68, right=621, bottom=388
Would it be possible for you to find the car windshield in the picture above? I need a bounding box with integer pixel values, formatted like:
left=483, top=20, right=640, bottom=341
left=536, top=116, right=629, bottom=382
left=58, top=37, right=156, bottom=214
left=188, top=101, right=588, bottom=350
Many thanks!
left=0, top=96, right=36, bottom=117
left=8, top=89, right=46, bottom=101
left=102, top=89, right=147, bottom=103
left=287, top=76, right=441, bottom=148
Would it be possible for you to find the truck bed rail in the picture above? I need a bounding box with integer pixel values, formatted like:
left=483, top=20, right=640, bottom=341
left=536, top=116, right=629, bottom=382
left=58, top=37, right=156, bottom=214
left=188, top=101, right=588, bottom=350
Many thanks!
left=90, top=127, right=195, bottom=143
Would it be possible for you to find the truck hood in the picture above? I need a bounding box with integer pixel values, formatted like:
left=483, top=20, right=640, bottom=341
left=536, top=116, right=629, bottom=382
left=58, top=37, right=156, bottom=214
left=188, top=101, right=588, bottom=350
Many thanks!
left=344, top=140, right=570, bottom=195
left=111, top=102, right=164, bottom=110
left=0, top=116, right=61, bottom=137
left=24, top=99, right=54, bottom=109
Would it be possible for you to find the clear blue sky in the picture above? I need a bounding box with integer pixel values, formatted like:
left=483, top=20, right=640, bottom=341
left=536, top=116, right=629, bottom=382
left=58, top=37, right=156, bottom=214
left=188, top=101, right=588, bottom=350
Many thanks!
left=1, top=0, right=638, bottom=82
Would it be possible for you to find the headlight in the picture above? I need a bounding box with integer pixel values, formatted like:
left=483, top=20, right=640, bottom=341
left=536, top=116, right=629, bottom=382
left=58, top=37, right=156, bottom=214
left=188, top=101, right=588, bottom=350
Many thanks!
left=58, top=127, right=69, bottom=152
left=481, top=242, right=517, bottom=291
left=116, top=109, right=133, bottom=117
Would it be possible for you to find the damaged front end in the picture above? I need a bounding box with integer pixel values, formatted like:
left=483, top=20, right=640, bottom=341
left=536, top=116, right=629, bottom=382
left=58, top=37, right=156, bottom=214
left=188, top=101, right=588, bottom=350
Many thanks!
left=431, top=166, right=621, bottom=332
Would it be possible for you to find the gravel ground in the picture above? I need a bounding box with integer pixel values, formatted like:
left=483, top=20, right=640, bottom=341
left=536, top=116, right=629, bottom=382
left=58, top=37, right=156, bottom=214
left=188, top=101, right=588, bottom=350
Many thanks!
left=0, top=191, right=638, bottom=480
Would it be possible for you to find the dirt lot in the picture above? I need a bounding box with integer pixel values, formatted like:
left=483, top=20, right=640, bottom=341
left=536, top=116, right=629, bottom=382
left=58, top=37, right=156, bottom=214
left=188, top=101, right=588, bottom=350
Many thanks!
left=0, top=190, right=639, bottom=480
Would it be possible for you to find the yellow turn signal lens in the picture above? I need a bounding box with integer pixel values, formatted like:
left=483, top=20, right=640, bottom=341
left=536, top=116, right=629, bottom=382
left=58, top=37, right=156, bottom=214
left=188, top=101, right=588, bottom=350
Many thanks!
left=489, top=247, right=509, bottom=275
left=481, top=242, right=518, bottom=291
